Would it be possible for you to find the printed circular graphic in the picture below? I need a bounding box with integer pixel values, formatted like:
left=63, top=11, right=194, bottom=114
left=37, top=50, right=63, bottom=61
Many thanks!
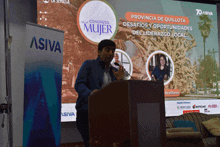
left=146, top=51, right=174, bottom=85
left=111, top=49, right=133, bottom=80
left=77, top=0, right=118, bottom=44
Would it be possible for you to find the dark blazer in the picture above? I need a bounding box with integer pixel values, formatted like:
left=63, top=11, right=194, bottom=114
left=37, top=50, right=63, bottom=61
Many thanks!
left=74, top=56, right=119, bottom=111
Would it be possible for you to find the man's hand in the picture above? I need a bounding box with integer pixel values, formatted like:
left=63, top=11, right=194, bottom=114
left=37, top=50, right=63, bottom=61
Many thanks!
left=113, top=66, right=125, bottom=80
left=151, top=75, right=156, bottom=81
left=164, top=74, right=168, bottom=80
left=143, top=77, right=150, bottom=81
left=90, top=89, right=98, bottom=95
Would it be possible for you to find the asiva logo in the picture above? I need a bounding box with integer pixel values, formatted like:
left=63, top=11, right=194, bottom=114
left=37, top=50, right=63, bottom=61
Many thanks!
left=30, top=37, right=61, bottom=53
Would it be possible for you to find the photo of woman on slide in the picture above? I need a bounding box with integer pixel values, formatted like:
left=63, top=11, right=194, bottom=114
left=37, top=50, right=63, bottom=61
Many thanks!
left=111, top=51, right=133, bottom=80
left=151, top=54, right=170, bottom=81
left=111, top=53, right=122, bottom=69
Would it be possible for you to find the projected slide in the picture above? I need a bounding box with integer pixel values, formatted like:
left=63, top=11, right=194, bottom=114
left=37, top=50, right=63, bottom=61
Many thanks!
left=37, top=0, right=220, bottom=120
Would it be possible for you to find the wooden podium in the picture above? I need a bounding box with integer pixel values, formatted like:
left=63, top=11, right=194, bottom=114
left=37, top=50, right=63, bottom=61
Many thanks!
left=89, top=80, right=166, bottom=147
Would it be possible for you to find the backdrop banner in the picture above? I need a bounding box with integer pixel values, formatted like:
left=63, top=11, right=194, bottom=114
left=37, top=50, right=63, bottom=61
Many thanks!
left=23, top=23, right=64, bottom=147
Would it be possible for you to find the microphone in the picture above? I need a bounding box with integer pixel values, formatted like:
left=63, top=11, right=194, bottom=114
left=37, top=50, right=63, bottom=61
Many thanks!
left=114, top=62, right=134, bottom=80
left=114, top=62, right=120, bottom=66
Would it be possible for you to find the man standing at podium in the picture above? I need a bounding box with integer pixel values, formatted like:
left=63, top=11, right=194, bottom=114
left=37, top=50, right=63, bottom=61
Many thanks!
left=74, top=39, right=124, bottom=147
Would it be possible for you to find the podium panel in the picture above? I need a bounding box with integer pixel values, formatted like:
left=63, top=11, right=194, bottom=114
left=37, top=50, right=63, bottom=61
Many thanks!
left=137, top=103, right=161, bottom=147
left=89, top=80, right=166, bottom=147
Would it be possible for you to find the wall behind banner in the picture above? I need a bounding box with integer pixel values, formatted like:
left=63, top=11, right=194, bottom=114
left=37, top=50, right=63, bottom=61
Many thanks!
left=0, top=0, right=37, bottom=147
left=0, top=1, right=7, bottom=147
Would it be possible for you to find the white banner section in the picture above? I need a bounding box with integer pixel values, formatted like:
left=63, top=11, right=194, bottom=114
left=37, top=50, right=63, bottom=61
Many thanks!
left=61, top=103, right=76, bottom=122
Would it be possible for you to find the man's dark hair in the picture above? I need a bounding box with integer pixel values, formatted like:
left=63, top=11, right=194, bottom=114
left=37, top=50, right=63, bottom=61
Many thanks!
left=98, top=39, right=116, bottom=52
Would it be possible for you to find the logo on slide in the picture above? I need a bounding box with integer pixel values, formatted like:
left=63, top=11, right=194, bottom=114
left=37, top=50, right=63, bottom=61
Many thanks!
left=196, top=9, right=213, bottom=16
left=77, top=0, right=118, bottom=44
left=43, top=0, right=49, bottom=3
left=192, top=105, right=206, bottom=109
left=43, top=0, right=70, bottom=4
left=208, top=104, right=218, bottom=108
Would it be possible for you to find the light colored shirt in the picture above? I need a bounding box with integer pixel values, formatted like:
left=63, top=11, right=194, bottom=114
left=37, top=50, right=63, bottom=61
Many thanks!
left=102, top=66, right=112, bottom=88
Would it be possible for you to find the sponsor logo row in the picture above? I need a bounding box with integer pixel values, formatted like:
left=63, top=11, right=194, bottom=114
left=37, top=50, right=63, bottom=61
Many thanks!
left=176, top=104, right=218, bottom=109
